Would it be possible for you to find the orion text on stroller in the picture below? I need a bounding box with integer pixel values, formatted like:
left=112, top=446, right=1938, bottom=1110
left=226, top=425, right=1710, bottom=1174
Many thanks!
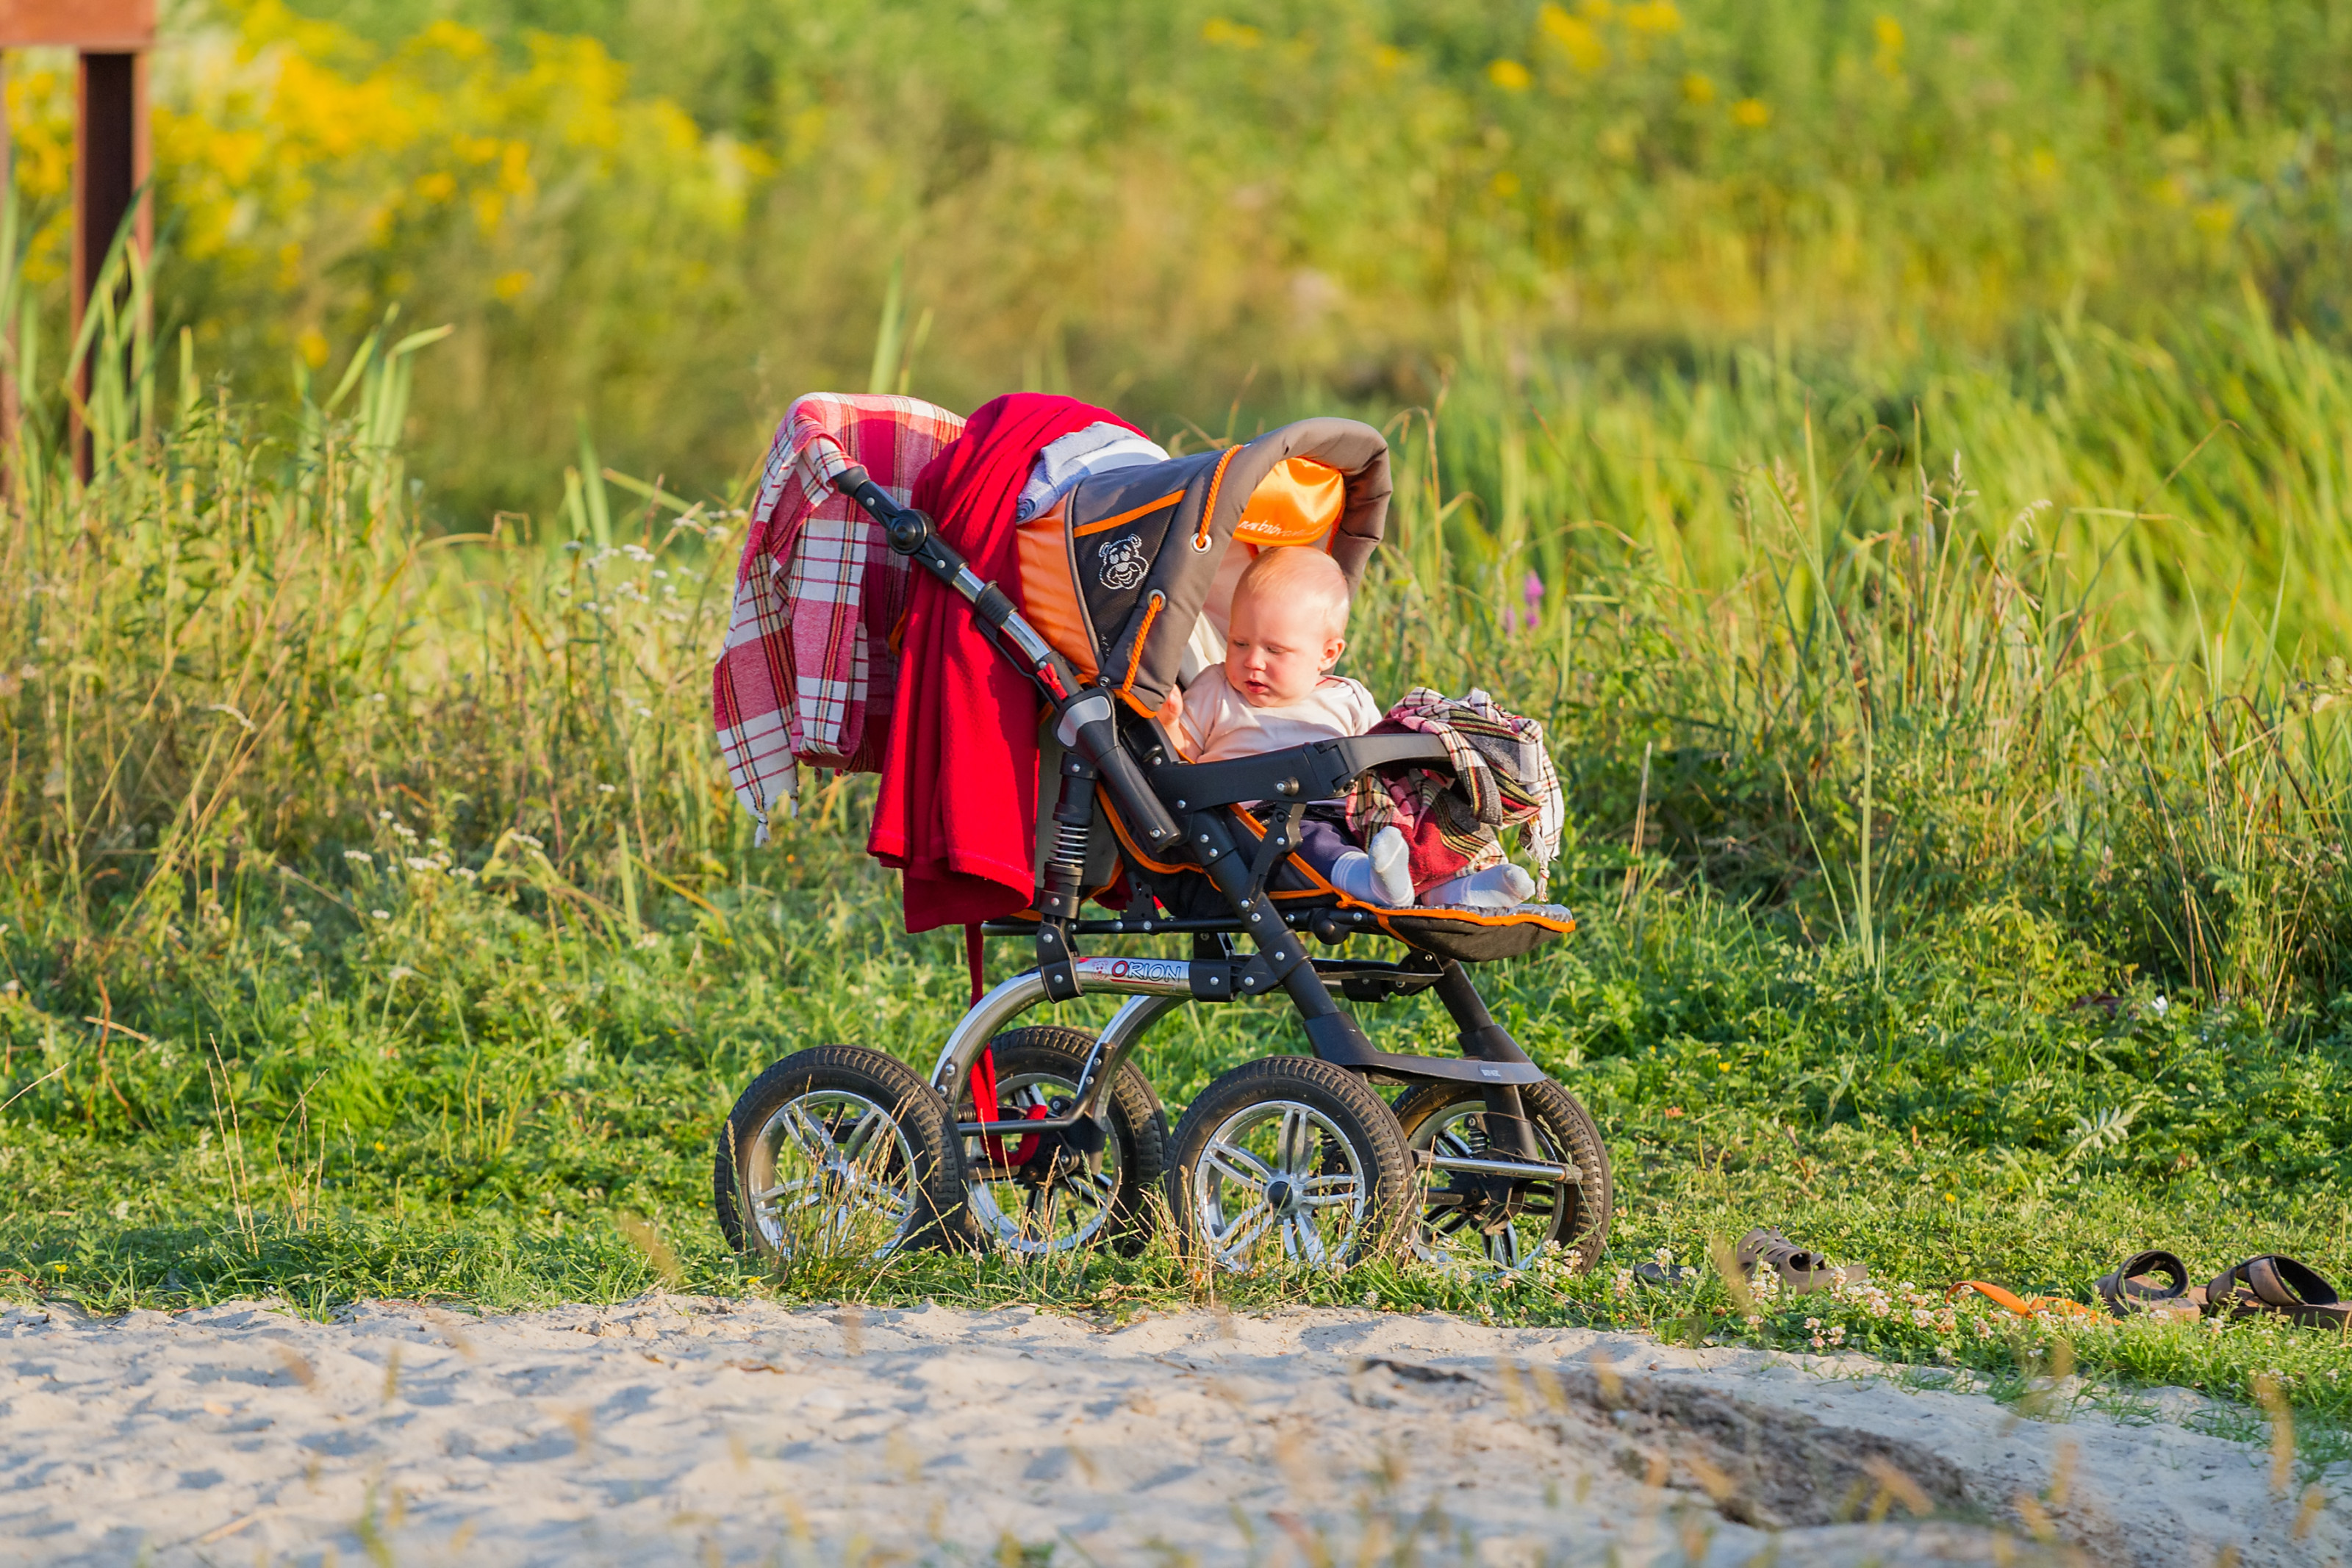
left=714, top=409, right=1612, bottom=1279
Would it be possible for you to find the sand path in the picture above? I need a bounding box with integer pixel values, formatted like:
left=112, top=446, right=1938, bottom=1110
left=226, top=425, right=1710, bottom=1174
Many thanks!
left=1, top=1295, right=2337, bottom=1566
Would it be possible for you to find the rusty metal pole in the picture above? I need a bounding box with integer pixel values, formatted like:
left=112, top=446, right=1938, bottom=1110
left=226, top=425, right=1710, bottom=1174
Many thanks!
left=1, top=53, right=14, bottom=470
left=71, top=51, right=149, bottom=479
left=1, top=0, right=157, bottom=478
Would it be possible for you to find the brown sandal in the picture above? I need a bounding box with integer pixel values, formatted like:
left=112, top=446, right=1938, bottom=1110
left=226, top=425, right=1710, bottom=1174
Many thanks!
left=1736, top=1228, right=1866, bottom=1294
left=2094, top=1250, right=2203, bottom=1319
left=2204, top=1256, right=2352, bottom=1331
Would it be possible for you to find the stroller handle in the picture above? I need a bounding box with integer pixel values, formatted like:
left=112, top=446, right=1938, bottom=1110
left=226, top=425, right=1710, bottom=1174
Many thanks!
left=830, top=462, right=1183, bottom=850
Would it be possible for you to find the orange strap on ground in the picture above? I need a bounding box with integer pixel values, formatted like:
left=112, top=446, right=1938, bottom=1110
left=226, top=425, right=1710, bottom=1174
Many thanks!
left=1948, top=1281, right=2097, bottom=1318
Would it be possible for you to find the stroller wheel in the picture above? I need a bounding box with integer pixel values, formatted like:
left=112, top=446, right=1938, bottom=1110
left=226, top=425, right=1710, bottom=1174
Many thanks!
left=1393, top=1077, right=1613, bottom=1276
left=1167, top=1056, right=1412, bottom=1274
left=950, top=1026, right=1169, bottom=1257
left=713, top=1045, right=970, bottom=1265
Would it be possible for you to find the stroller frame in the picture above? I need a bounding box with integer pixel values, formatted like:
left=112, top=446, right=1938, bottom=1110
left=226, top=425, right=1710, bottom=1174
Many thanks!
left=829, top=456, right=1564, bottom=1179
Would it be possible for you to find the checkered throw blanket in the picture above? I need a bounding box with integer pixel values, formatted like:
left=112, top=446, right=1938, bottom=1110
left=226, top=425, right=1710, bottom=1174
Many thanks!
left=712, top=394, right=965, bottom=841
left=1345, top=688, right=1566, bottom=897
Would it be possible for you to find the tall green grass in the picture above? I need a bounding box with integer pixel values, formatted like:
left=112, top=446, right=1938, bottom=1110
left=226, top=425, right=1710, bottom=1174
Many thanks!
left=15, top=0, right=2352, bottom=511
left=4, top=240, right=2349, bottom=1436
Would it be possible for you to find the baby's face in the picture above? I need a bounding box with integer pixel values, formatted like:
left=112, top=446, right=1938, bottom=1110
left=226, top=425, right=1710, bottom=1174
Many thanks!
left=1224, top=586, right=1344, bottom=708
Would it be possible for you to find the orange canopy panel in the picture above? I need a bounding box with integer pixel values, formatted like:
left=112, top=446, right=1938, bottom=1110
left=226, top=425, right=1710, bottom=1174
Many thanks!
left=0, top=0, right=154, bottom=47
left=1233, top=457, right=1344, bottom=548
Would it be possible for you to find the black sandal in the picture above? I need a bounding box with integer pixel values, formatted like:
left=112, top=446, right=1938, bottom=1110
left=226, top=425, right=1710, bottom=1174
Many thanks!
left=2094, top=1250, right=2201, bottom=1319
left=2204, top=1255, right=2352, bottom=1331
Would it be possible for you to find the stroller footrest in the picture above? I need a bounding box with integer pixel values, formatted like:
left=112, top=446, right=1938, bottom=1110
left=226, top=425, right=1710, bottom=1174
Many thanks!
left=1308, top=1008, right=1549, bottom=1087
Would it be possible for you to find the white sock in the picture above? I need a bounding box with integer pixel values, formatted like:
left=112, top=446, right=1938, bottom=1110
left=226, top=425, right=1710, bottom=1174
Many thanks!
left=1330, top=849, right=1410, bottom=907
left=1369, top=827, right=1414, bottom=906
left=1420, top=863, right=1535, bottom=909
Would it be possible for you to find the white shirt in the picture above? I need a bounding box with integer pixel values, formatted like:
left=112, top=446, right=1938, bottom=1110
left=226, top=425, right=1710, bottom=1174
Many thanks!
left=1176, top=666, right=1383, bottom=764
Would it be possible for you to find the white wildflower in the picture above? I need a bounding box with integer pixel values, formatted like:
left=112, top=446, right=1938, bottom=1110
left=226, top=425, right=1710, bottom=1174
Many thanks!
left=345, top=849, right=373, bottom=866
left=371, top=910, right=391, bottom=921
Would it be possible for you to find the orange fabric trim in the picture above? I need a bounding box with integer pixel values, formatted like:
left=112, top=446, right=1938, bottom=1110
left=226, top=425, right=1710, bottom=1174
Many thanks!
left=1948, top=1281, right=2097, bottom=1319
left=1016, top=502, right=1099, bottom=683
left=1119, top=591, right=1164, bottom=698
left=1194, top=445, right=1243, bottom=551
left=1075, top=490, right=1186, bottom=538
left=1372, top=906, right=1577, bottom=939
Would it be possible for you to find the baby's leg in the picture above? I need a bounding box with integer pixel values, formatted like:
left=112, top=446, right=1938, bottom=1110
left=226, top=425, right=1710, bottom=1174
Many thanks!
left=1292, top=816, right=1412, bottom=907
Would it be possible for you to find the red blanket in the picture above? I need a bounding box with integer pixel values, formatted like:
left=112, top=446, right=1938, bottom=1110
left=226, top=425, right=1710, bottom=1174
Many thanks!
left=868, top=394, right=1143, bottom=932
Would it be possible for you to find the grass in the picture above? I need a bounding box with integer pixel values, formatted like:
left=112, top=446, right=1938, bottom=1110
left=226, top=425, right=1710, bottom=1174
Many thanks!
left=16, top=1, right=2352, bottom=512
left=5, top=254, right=2352, bottom=1492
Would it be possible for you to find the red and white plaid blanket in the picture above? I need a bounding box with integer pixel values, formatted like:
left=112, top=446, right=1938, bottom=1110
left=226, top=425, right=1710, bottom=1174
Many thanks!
left=1344, top=688, right=1566, bottom=898
left=712, top=394, right=965, bottom=840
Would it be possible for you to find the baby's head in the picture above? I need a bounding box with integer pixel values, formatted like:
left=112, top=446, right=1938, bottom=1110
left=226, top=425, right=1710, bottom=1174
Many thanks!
left=1223, top=547, right=1351, bottom=708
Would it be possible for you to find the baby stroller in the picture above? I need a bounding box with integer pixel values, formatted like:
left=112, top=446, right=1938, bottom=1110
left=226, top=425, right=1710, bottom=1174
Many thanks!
left=713, top=413, right=1612, bottom=1276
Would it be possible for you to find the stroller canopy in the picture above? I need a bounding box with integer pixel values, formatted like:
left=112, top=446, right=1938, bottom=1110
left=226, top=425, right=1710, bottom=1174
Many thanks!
left=1019, top=418, right=1392, bottom=719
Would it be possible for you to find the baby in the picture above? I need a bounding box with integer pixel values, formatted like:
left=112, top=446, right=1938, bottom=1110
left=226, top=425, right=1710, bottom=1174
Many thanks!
left=1177, top=547, right=1534, bottom=909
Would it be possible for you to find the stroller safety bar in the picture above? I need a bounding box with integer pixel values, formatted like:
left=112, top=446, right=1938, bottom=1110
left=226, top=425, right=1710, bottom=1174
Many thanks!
left=1152, top=732, right=1454, bottom=812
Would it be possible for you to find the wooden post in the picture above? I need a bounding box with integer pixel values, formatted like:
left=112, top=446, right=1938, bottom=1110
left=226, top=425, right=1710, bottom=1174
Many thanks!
left=1, top=0, right=157, bottom=478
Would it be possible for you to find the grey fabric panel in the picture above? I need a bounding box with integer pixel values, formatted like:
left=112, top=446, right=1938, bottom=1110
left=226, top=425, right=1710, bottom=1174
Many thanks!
left=1105, top=418, right=1391, bottom=713
left=1062, top=450, right=1223, bottom=667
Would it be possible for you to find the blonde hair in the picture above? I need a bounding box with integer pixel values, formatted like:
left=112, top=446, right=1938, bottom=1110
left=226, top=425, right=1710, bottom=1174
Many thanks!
left=1233, top=547, right=1350, bottom=638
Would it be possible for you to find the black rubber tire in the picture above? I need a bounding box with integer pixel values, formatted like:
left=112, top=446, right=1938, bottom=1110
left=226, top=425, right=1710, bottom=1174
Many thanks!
left=1391, top=1076, right=1613, bottom=1273
left=713, top=1045, right=971, bottom=1259
left=947, top=1026, right=1169, bottom=1255
left=1166, top=1054, right=1413, bottom=1272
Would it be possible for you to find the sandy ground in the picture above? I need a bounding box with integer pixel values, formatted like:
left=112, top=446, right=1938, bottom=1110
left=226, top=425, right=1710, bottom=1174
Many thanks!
left=0, top=1295, right=2339, bottom=1567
